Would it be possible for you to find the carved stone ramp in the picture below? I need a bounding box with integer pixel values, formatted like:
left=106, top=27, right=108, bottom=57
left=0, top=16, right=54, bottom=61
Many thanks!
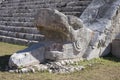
left=80, top=0, right=120, bottom=59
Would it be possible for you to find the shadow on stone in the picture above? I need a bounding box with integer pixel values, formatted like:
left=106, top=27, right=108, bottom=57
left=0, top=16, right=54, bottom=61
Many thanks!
left=0, top=55, right=11, bottom=71
left=103, top=53, right=120, bottom=62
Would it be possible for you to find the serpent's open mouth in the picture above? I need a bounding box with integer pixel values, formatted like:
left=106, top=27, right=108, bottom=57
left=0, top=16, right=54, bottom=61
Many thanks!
left=45, top=42, right=63, bottom=52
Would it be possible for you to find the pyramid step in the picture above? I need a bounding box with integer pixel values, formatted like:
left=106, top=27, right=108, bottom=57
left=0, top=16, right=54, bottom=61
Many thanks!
left=3, top=0, right=79, bottom=4
left=0, top=21, right=34, bottom=27
left=0, top=35, right=39, bottom=45
left=2, top=0, right=92, bottom=7
left=2, top=2, right=57, bottom=7
left=1, top=0, right=91, bottom=7
left=0, top=1, right=90, bottom=10
left=0, top=30, right=45, bottom=41
left=0, top=8, right=36, bottom=13
left=0, top=25, right=40, bottom=34
left=1, top=2, right=61, bottom=9
left=0, top=10, right=81, bottom=17
left=0, top=13, right=35, bottom=17
left=0, top=6, right=86, bottom=14
left=58, top=6, right=86, bottom=12
left=0, top=17, right=34, bottom=22
left=63, top=12, right=82, bottom=17
left=67, top=1, right=92, bottom=7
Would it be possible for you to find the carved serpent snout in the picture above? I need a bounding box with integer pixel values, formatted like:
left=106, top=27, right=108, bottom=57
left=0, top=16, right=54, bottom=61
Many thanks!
left=35, top=8, right=93, bottom=53
left=35, top=8, right=84, bottom=42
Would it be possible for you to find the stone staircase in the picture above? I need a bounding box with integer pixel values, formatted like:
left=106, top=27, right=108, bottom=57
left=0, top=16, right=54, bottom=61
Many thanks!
left=0, top=0, right=92, bottom=45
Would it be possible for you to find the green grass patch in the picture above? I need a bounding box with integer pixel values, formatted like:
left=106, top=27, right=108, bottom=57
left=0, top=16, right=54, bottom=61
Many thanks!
left=0, top=42, right=27, bottom=55
left=0, top=42, right=120, bottom=80
left=0, top=42, right=27, bottom=71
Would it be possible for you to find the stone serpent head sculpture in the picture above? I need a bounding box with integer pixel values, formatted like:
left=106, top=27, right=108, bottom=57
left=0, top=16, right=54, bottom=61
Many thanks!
left=9, top=8, right=94, bottom=68
left=35, top=8, right=93, bottom=60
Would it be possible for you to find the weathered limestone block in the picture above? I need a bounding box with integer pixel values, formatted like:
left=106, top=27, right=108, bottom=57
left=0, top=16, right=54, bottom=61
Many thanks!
left=9, top=43, right=45, bottom=68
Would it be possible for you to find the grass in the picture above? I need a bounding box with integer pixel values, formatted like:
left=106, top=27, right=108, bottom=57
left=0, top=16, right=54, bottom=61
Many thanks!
left=0, top=42, right=120, bottom=80
left=0, top=42, right=27, bottom=71
left=0, top=42, right=27, bottom=55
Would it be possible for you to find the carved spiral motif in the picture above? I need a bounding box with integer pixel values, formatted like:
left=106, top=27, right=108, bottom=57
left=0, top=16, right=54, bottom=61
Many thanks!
left=73, top=39, right=82, bottom=52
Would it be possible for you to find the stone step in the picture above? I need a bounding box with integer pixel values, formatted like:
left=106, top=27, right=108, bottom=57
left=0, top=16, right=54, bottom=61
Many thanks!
left=2, top=2, right=57, bottom=7
left=0, top=5, right=86, bottom=13
left=67, top=1, right=92, bottom=7
left=0, top=11, right=81, bottom=18
left=0, top=8, right=36, bottom=13
left=58, top=6, right=86, bottom=12
left=0, top=30, right=45, bottom=41
left=0, top=17, right=34, bottom=22
left=0, top=0, right=92, bottom=18
left=2, top=1, right=91, bottom=8
left=0, top=3, right=57, bottom=10
left=3, top=0, right=68, bottom=4
left=0, top=25, right=40, bottom=34
left=3, top=0, right=89, bottom=5
left=0, top=35, right=39, bottom=45
left=0, top=1, right=91, bottom=9
left=0, top=6, right=86, bottom=16
left=0, top=21, right=34, bottom=27
left=0, top=13, right=35, bottom=17
left=63, top=12, right=82, bottom=17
